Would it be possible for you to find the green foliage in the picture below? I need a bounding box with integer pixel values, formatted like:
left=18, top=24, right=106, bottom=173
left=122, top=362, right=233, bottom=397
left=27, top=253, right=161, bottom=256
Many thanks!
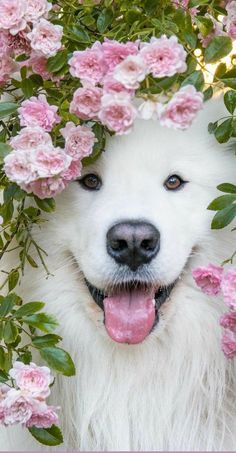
left=28, top=425, right=63, bottom=446
left=208, top=184, right=236, bottom=229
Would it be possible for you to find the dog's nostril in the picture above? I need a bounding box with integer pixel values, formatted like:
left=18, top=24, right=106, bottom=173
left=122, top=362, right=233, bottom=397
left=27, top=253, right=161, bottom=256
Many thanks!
left=141, top=239, right=154, bottom=251
left=111, top=239, right=127, bottom=251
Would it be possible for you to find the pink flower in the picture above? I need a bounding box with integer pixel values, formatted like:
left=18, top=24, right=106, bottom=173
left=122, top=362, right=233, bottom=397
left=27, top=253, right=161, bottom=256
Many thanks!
left=9, top=362, right=53, bottom=399
left=60, top=122, right=96, bottom=160
left=25, top=0, right=52, bottom=23
left=221, top=268, right=236, bottom=309
left=221, top=330, right=236, bottom=358
left=7, top=30, right=31, bottom=56
left=0, top=30, right=11, bottom=57
left=113, top=55, right=147, bottom=89
left=0, top=0, right=27, bottom=35
left=70, top=86, right=102, bottom=120
left=140, top=35, right=187, bottom=78
left=0, top=55, right=18, bottom=85
left=198, top=15, right=226, bottom=48
left=225, top=15, right=236, bottom=39
left=159, top=85, right=203, bottom=130
left=26, top=405, right=59, bottom=428
left=33, top=146, right=71, bottom=178
left=226, top=0, right=236, bottom=15
left=1, top=389, right=35, bottom=426
left=220, top=312, right=236, bottom=333
left=68, top=42, right=107, bottom=85
left=29, top=54, right=58, bottom=81
left=102, top=75, right=135, bottom=95
left=18, top=94, right=60, bottom=131
left=27, top=18, right=63, bottom=58
left=192, top=263, right=223, bottom=296
left=98, top=93, right=137, bottom=135
left=10, top=127, right=52, bottom=150
left=25, top=177, right=67, bottom=199
left=4, top=150, right=36, bottom=185
left=102, top=39, right=139, bottom=73
left=61, top=160, right=82, bottom=181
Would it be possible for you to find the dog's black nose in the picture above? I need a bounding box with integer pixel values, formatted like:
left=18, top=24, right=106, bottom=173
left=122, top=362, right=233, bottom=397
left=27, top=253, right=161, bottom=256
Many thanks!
left=106, top=221, right=160, bottom=271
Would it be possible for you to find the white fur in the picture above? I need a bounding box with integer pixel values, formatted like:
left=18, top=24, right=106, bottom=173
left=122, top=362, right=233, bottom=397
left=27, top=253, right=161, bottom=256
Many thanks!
left=1, top=98, right=236, bottom=451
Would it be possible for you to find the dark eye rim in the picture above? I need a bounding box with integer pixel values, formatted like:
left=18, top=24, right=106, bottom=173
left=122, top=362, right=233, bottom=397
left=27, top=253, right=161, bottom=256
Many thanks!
left=164, top=174, right=188, bottom=191
left=78, top=173, right=102, bottom=191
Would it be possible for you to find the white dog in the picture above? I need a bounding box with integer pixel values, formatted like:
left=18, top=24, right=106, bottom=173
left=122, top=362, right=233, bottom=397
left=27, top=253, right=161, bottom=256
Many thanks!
left=1, top=98, right=236, bottom=451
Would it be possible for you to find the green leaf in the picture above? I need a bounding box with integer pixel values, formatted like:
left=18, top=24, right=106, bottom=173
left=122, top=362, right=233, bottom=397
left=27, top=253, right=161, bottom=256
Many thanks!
left=34, top=197, right=56, bottom=212
left=18, top=350, right=32, bottom=364
left=4, top=184, right=25, bottom=202
left=195, top=16, right=213, bottom=37
left=189, top=0, right=210, bottom=5
left=224, top=90, right=236, bottom=114
left=204, top=36, right=232, bottom=64
left=203, top=86, right=213, bottom=101
left=65, top=25, right=90, bottom=43
left=214, top=118, right=233, bottom=143
left=217, top=183, right=236, bottom=194
left=40, top=346, right=75, bottom=376
left=214, top=62, right=227, bottom=80
left=208, top=194, right=236, bottom=211
left=22, top=313, right=58, bottom=333
left=28, top=425, right=63, bottom=446
left=47, top=50, right=68, bottom=73
left=14, top=301, right=45, bottom=318
left=0, top=347, right=5, bottom=370
left=21, top=78, right=34, bottom=98
left=211, top=204, right=236, bottom=229
left=26, top=254, right=38, bottom=268
left=1, top=200, right=14, bottom=223
left=3, top=321, right=18, bottom=344
left=0, top=294, right=18, bottom=317
left=181, top=70, right=204, bottom=91
left=32, top=334, right=62, bottom=348
left=0, top=143, right=11, bottom=162
left=220, top=68, right=236, bottom=89
left=8, top=270, right=20, bottom=292
left=0, top=102, right=19, bottom=119
left=183, top=31, right=197, bottom=49
left=0, top=370, right=9, bottom=383
left=208, top=121, right=218, bottom=134
left=97, top=7, right=114, bottom=32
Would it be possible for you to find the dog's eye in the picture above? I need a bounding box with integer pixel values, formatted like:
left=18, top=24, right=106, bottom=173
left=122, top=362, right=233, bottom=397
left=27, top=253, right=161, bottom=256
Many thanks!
left=79, top=173, right=102, bottom=191
left=164, top=175, right=185, bottom=191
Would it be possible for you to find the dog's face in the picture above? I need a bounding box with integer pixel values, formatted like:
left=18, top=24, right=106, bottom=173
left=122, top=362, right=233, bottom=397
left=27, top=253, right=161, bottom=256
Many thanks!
left=54, top=101, right=230, bottom=345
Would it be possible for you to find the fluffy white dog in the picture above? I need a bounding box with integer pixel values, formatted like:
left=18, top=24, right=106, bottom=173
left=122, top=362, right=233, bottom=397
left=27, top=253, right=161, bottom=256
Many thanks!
left=1, top=98, right=236, bottom=451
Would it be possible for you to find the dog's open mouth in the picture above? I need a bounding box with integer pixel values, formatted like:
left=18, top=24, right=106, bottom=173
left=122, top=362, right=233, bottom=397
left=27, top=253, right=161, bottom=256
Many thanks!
left=85, top=280, right=176, bottom=345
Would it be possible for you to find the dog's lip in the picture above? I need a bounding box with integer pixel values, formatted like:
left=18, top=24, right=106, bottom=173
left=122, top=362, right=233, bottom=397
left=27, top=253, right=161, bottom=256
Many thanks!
left=85, top=279, right=176, bottom=314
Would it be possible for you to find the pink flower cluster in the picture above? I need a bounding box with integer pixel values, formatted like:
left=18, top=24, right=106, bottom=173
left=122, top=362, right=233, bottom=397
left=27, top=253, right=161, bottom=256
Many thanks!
left=68, top=36, right=203, bottom=133
left=224, top=1, right=236, bottom=39
left=4, top=95, right=96, bottom=198
left=0, top=0, right=63, bottom=85
left=193, top=264, right=236, bottom=358
left=0, top=362, right=59, bottom=428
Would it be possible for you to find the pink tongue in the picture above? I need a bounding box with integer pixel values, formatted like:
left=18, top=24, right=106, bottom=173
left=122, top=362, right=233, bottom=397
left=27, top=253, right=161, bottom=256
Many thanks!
left=104, top=289, right=156, bottom=345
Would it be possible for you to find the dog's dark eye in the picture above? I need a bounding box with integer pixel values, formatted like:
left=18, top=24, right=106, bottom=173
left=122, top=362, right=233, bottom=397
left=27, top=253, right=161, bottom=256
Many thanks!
left=164, top=175, right=185, bottom=191
left=79, top=174, right=102, bottom=191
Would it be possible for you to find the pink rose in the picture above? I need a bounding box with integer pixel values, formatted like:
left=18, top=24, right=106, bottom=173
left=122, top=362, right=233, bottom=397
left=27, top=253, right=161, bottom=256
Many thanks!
left=0, top=0, right=27, bottom=35
left=225, top=15, right=236, bottom=38
left=25, top=177, right=67, bottom=199
left=220, top=311, right=236, bottom=333
left=98, top=93, right=137, bottom=135
left=26, top=405, right=59, bottom=428
left=7, top=30, right=31, bottom=56
left=70, top=86, right=102, bottom=120
left=102, top=75, right=135, bottom=95
left=226, top=0, right=236, bottom=15
left=9, top=362, right=53, bottom=399
left=192, top=263, right=223, bottom=296
left=102, top=39, right=139, bottom=73
left=0, top=30, right=11, bottom=57
left=113, top=55, right=147, bottom=89
left=10, top=127, right=52, bottom=150
left=4, top=150, right=36, bottom=185
left=25, top=0, right=52, bottom=23
left=29, top=54, right=60, bottom=81
left=159, top=85, right=203, bottom=130
left=221, top=268, right=236, bottom=309
left=1, top=389, right=35, bottom=426
left=60, top=122, right=96, bottom=160
left=61, top=160, right=82, bottom=181
left=27, top=18, right=63, bottom=58
left=18, top=94, right=60, bottom=131
left=0, top=55, right=18, bottom=85
left=140, top=35, right=187, bottom=78
left=68, top=42, right=107, bottom=85
left=33, top=146, right=71, bottom=178
left=221, top=330, right=236, bottom=358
